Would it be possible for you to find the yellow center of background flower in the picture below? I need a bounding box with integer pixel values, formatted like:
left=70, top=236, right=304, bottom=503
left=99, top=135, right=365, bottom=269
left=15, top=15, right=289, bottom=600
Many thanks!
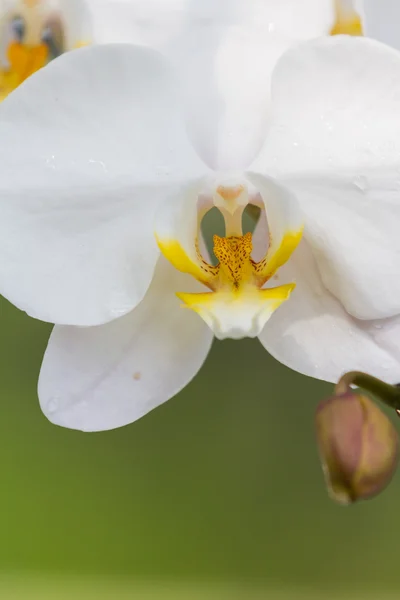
left=330, top=0, right=363, bottom=36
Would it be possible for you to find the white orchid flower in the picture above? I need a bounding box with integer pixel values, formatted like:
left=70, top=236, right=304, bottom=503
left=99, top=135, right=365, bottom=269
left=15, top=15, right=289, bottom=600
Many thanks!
left=0, top=0, right=359, bottom=100
left=0, top=32, right=399, bottom=431
left=2, top=30, right=400, bottom=431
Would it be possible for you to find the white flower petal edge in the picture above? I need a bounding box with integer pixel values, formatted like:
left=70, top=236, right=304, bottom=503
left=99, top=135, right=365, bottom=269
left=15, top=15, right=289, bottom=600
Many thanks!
left=259, top=240, right=400, bottom=384
left=0, top=44, right=206, bottom=326
left=39, top=258, right=213, bottom=432
left=252, top=36, right=400, bottom=321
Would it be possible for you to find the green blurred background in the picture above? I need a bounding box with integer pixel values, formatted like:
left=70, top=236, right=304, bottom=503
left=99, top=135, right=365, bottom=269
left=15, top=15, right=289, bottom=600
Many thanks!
left=1, top=293, right=400, bottom=599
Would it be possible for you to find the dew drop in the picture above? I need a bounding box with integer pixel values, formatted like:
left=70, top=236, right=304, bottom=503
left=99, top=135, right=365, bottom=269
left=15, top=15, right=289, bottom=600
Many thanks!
left=353, top=175, right=368, bottom=191
left=47, top=397, right=59, bottom=414
left=45, top=155, right=56, bottom=169
left=155, top=166, right=170, bottom=177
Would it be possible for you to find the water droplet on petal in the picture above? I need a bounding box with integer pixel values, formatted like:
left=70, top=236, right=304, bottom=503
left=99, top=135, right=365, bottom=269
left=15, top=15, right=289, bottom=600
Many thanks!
left=47, top=397, right=59, bottom=414
left=155, top=166, right=170, bottom=177
left=353, top=175, right=368, bottom=191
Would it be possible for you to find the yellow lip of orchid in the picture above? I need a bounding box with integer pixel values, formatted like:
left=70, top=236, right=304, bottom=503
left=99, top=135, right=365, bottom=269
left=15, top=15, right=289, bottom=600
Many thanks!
left=156, top=176, right=304, bottom=340
left=176, top=230, right=297, bottom=340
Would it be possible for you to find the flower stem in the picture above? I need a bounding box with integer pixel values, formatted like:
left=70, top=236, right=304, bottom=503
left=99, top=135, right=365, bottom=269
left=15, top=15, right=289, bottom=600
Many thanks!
left=335, top=371, right=400, bottom=412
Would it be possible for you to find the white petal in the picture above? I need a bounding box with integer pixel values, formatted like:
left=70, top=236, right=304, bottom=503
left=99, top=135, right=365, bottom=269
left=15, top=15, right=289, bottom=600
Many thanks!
left=242, top=0, right=335, bottom=39
left=155, top=178, right=208, bottom=276
left=176, top=1, right=334, bottom=170
left=252, top=36, right=400, bottom=320
left=184, top=28, right=298, bottom=171
left=283, top=174, right=400, bottom=321
left=89, top=1, right=334, bottom=171
left=38, top=258, right=213, bottom=432
left=259, top=240, right=400, bottom=384
left=246, top=172, right=304, bottom=273
left=0, top=44, right=206, bottom=326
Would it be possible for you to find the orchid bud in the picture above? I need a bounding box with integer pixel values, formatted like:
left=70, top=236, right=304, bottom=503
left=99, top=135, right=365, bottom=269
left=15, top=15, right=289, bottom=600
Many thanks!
left=315, top=391, right=398, bottom=504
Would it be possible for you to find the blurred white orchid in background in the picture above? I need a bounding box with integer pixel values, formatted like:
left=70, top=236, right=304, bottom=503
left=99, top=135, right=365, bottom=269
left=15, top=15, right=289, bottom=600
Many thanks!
left=0, top=0, right=362, bottom=100
left=0, top=0, right=91, bottom=99
left=85, top=0, right=337, bottom=46
left=331, top=0, right=363, bottom=35
left=84, top=0, right=364, bottom=53
left=81, top=0, right=354, bottom=175
left=0, top=31, right=399, bottom=431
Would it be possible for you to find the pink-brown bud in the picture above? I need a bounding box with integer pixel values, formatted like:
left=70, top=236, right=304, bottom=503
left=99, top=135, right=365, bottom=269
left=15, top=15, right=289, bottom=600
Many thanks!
left=315, top=391, right=398, bottom=504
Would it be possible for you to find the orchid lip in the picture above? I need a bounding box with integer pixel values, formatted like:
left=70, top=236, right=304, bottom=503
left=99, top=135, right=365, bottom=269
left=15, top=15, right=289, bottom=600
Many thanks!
left=156, top=174, right=303, bottom=339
